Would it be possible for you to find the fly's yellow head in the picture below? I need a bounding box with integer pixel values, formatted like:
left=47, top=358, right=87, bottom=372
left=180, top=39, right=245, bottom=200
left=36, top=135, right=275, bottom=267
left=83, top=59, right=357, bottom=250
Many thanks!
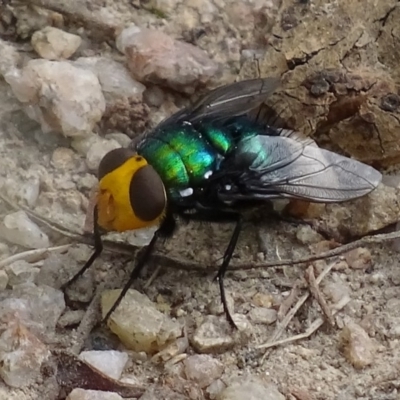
left=96, top=148, right=166, bottom=232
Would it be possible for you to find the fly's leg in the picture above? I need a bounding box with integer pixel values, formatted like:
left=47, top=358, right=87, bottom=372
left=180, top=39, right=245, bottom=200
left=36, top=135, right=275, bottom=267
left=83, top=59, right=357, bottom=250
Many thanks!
left=61, top=206, right=103, bottom=290
left=101, top=230, right=159, bottom=323
left=183, top=209, right=242, bottom=329
left=102, top=212, right=176, bottom=324
left=215, top=214, right=242, bottom=328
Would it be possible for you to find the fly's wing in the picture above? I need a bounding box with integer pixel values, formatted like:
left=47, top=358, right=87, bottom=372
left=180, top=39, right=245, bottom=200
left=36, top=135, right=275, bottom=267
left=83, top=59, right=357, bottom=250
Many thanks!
left=218, top=134, right=382, bottom=203
left=155, top=78, right=280, bottom=129
left=132, top=77, right=281, bottom=150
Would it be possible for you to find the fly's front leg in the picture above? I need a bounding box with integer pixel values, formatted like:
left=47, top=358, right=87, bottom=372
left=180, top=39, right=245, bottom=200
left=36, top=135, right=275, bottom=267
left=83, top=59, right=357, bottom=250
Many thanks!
left=61, top=206, right=103, bottom=291
left=102, top=212, right=176, bottom=324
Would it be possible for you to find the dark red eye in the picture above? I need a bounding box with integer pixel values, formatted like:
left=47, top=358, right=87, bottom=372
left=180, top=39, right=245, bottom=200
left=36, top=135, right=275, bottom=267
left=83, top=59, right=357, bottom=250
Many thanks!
left=98, top=148, right=136, bottom=180
left=129, top=165, right=166, bottom=221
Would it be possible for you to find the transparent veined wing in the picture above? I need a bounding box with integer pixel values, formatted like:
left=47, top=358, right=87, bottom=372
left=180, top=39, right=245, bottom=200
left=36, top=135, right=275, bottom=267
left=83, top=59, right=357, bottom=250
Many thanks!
left=131, top=77, right=281, bottom=149
left=218, top=134, right=382, bottom=203
left=156, top=78, right=280, bottom=128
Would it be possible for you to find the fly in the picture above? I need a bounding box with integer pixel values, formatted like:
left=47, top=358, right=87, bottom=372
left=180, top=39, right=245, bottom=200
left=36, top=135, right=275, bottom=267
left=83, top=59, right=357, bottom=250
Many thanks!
left=62, top=77, right=382, bottom=328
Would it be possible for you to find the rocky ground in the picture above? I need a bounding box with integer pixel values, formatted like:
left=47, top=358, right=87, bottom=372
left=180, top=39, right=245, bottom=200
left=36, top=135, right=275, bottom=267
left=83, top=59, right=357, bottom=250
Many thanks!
left=0, top=0, right=400, bottom=399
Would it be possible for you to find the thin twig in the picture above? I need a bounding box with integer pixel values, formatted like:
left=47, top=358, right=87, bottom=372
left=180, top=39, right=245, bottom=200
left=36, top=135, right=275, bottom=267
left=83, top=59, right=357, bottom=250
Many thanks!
left=0, top=245, right=71, bottom=269
left=257, top=295, right=351, bottom=351
left=305, top=265, right=335, bottom=326
left=2, top=193, right=400, bottom=273
left=0, top=192, right=84, bottom=240
left=150, top=228, right=400, bottom=272
left=70, top=285, right=103, bottom=355
left=277, top=281, right=301, bottom=321
left=259, top=261, right=337, bottom=364
left=144, top=264, right=163, bottom=289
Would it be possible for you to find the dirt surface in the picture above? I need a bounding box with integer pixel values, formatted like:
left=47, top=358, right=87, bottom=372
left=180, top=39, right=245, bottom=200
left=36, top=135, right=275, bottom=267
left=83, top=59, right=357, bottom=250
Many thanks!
left=0, top=0, right=400, bottom=399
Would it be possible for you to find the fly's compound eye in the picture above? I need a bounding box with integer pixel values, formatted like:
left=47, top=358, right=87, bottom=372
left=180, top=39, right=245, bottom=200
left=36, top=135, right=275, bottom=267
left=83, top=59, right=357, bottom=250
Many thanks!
left=129, top=165, right=166, bottom=221
left=98, top=148, right=137, bottom=180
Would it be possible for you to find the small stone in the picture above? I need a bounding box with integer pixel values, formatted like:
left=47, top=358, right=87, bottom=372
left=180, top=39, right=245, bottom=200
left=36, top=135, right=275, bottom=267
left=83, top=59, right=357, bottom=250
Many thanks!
left=125, top=226, right=158, bottom=247
left=191, top=316, right=234, bottom=354
left=0, top=298, right=31, bottom=324
left=3, top=175, right=41, bottom=207
left=31, top=26, right=82, bottom=60
left=104, top=133, right=131, bottom=148
left=51, top=147, right=84, bottom=171
left=100, top=97, right=150, bottom=138
left=296, top=225, right=324, bottom=245
left=206, top=379, right=226, bottom=400
left=292, top=346, right=320, bottom=360
left=232, top=314, right=252, bottom=333
left=67, top=388, right=123, bottom=400
left=310, top=240, right=340, bottom=255
left=284, top=200, right=324, bottom=219
left=0, top=243, right=10, bottom=257
left=140, top=386, right=188, bottom=400
left=217, top=379, right=285, bottom=400
left=0, top=211, right=50, bottom=249
left=390, top=267, right=400, bottom=286
left=382, top=175, right=400, bottom=189
left=369, top=271, right=386, bottom=285
left=6, top=260, right=40, bottom=287
left=143, top=85, right=165, bottom=107
left=252, top=292, right=274, bottom=308
left=248, top=307, right=277, bottom=325
left=64, top=271, right=94, bottom=303
left=36, top=251, right=81, bottom=289
left=316, top=184, right=397, bottom=240
left=389, top=324, right=400, bottom=338
left=152, top=336, right=189, bottom=363
left=323, top=279, right=350, bottom=303
left=117, top=25, right=219, bottom=94
left=79, top=350, right=128, bottom=380
left=332, top=260, right=349, bottom=271
left=57, top=310, right=85, bottom=328
left=344, top=248, right=372, bottom=270
left=5, top=59, right=105, bottom=137
left=139, top=0, right=179, bottom=15
left=208, top=292, right=234, bottom=316
left=74, top=57, right=146, bottom=100
left=0, top=270, right=9, bottom=290
left=85, top=137, right=121, bottom=171
left=183, top=354, right=224, bottom=388
left=0, top=321, right=50, bottom=388
left=12, top=283, right=65, bottom=332
left=339, top=321, right=376, bottom=369
left=75, top=173, right=98, bottom=192
left=71, top=134, right=98, bottom=156
left=0, top=39, right=21, bottom=76
left=101, top=289, right=182, bottom=353
left=11, top=5, right=64, bottom=40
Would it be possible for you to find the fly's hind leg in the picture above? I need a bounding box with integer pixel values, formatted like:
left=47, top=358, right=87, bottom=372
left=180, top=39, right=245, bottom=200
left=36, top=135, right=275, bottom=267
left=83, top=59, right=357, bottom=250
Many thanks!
left=182, top=208, right=242, bottom=329
left=216, top=213, right=242, bottom=328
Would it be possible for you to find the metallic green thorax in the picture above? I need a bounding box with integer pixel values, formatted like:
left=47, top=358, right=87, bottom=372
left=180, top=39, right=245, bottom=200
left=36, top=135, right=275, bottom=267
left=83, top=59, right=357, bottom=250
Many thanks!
left=136, top=120, right=258, bottom=199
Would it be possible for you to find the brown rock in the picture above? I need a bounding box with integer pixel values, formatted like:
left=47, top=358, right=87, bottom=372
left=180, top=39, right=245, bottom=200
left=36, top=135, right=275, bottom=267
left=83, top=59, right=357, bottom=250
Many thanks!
left=117, top=26, right=219, bottom=93
left=315, top=184, right=400, bottom=240
left=344, top=248, right=372, bottom=270
left=339, top=321, right=376, bottom=369
left=183, top=355, right=223, bottom=388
